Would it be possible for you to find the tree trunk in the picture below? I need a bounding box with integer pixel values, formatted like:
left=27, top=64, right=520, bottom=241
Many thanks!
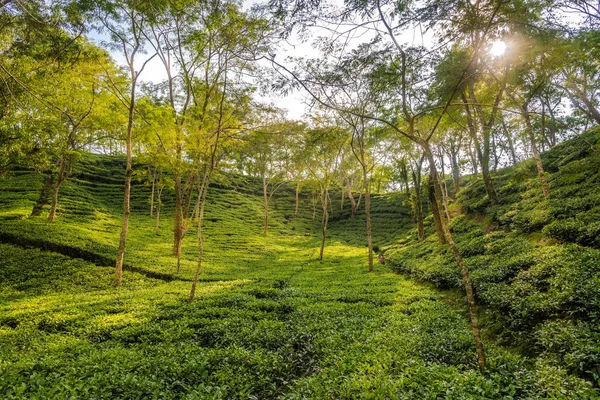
left=340, top=180, right=345, bottom=211
left=480, top=157, right=497, bottom=206
left=450, top=148, right=460, bottom=197
left=567, top=80, right=600, bottom=125
left=150, top=167, right=156, bottom=218
left=295, top=182, right=300, bottom=217
left=463, top=94, right=498, bottom=205
left=31, top=174, right=54, bottom=217
left=401, top=161, right=410, bottom=198
left=428, top=176, right=446, bottom=244
left=541, top=103, right=547, bottom=152
left=347, top=178, right=357, bottom=218
left=502, top=119, right=518, bottom=166
left=411, top=168, right=424, bottom=241
left=522, top=106, right=550, bottom=198
left=441, top=179, right=451, bottom=222
left=173, top=172, right=183, bottom=256
left=155, top=186, right=162, bottom=235
left=115, top=80, right=136, bottom=286
left=193, top=178, right=202, bottom=222
left=438, top=153, right=452, bottom=222
left=189, top=171, right=211, bottom=302
left=263, top=174, right=269, bottom=235
left=491, top=132, right=499, bottom=171
left=48, top=155, right=67, bottom=222
left=362, top=165, right=374, bottom=272
left=468, top=140, right=478, bottom=175
left=424, top=144, right=486, bottom=371
left=356, top=190, right=363, bottom=214
left=319, top=188, right=329, bottom=261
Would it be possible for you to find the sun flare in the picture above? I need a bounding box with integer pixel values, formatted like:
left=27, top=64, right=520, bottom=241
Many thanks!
left=490, top=40, right=507, bottom=57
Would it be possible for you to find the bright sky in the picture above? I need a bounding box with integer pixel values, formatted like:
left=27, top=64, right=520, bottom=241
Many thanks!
left=88, top=0, right=433, bottom=121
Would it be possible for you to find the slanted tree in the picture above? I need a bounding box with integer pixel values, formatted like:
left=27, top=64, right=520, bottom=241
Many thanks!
left=265, top=0, right=503, bottom=369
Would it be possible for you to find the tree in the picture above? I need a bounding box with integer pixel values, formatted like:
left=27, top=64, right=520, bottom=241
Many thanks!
left=145, top=0, right=270, bottom=272
left=188, top=66, right=254, bottom=302
left=40, top=45, right=123, bottom=221
left=240, top=113, right=299, bottom=235
left=266, top=0, right=497, bottom=369
left=302, top=118, right=345, bottom=261
left=92, top=0, right=159, bottom=286
left=0, top=2, right=89, bottom=174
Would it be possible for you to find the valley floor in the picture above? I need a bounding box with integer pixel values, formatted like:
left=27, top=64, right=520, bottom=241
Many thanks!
left=1, top=232, right=595, bottom=398
left=1, top=153, right=598, bottom=398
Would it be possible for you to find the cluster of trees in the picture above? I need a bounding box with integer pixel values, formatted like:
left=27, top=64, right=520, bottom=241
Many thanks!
left=0, top=0, right=270, bottom=299
left=1, top=0, right=598, bottom=370
left=263, top=0, right=600, bottom=369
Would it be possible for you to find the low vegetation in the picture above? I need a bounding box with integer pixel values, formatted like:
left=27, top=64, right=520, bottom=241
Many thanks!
left=1, top=137, right=599, bottom=397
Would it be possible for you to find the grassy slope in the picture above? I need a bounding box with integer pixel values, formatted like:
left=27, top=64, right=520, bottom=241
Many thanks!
left=356, top=127, right=600, bottom=388
left=0, top=149, right=597, bottom=398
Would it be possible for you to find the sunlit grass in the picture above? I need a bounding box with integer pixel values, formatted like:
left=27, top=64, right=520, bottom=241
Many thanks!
left=0, top=152, right=597, bottom=398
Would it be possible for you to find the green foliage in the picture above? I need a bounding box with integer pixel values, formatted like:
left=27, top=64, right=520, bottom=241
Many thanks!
left=383, top=129, right=600, bottom=387
left=1, top=149, right=597, bottom=397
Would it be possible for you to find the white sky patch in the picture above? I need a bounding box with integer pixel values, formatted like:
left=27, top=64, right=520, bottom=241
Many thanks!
left=89, top=1, right=434, bottom=121
left=489, top=40, right=506, bottom=57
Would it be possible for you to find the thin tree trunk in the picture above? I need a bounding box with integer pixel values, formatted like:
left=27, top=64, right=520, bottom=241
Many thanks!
left=450, top=148, right=460, bottom=197
left=468, top=140, right=478, bottom=175
left=295, top=182, right=300, bottom=217
left=502, top=119, right=518, bottom=165
left=401, top=161, right=410, bottom=197
left=441, top=178, right=452, bottom=222
left=411, top=167, right=424, bottom=241
left=31, top=174, right=54, bottom=217
left=362, top=165, right=373, bottom=272
left=438, top=153, right=452, bottom=222
left=567, top=80, right=600, bottom=125
left=155, top=186, right=162, bottom=235
left=545, top=100, right=558, bottom=147
left=347, top=178, right=357, bottom=218
left=463, top=94, right=498, bottom=205
left=48, top=155, right=67, bottom=222
left=340, top=180, right=345, bottom=211
left=522, top=106, right=550, bottom=198
left=115, top=80, right=136, bottom=286
left=319, top=188, right=329, bottom=261
left=150, top=167, right=156, bottom=218
left=424, top=144, right=486, bottom=371
left=189, top=168, right=211, bottom=302
left=491, top=132, right=499, bottom=171
left=263, top=174, right=269, bottom=235
left=173, top=172, right=183, bottom=257
left=193, top=178, right=202, bottom=222
left=356, top=190, right=363, bottom=214
left=428, top=177, right=446, bottom=244
left=541, top=102, right=547, bottom=151
left=173, top=171, right=197, bottom=273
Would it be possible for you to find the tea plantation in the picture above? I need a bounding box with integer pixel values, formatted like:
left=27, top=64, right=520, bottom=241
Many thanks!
left=1, top=131, right=599, bottom=398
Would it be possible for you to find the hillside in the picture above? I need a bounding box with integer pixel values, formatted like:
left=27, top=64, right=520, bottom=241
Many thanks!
left=1, top=135, right=599, bottom=398
left=331, top=127, right=600, bottom=388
